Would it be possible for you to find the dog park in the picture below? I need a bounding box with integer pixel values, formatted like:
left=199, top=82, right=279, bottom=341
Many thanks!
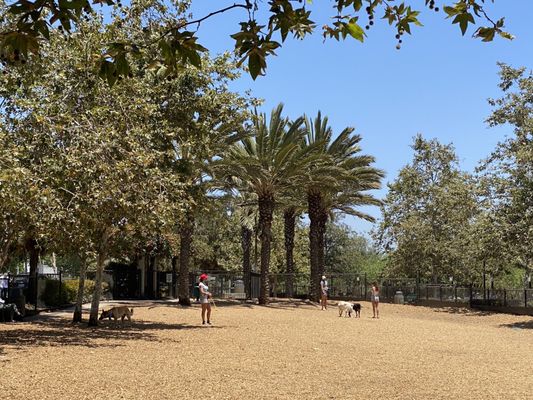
left=1, top=299, right=532, bottom=400
left=1, top=1, right=532, bottom=399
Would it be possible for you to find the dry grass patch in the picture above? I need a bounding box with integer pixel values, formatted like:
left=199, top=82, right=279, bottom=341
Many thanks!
left=1, top=300, right=532, bottom=400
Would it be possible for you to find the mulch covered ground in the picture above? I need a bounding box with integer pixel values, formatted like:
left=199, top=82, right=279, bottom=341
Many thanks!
left=1, top=299, right=532, bottom=400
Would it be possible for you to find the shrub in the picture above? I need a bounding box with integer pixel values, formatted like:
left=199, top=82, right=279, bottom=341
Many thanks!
left=41, top=278, right=110, bottom=307
left=40, top=279, right=75, bottom=307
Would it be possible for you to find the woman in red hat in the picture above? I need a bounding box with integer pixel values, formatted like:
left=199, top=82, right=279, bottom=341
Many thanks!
left=199, top=274, right=212, bottom=325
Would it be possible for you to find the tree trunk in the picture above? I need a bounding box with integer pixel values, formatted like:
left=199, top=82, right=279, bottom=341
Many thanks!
left=317, top=209, right=328, bottom=283
left=241, top=225, right=252, bottom=299
left=308, top=191, right=322, bottom=302
left=258, top=194, right=274, bottom=305
left=26, top=238, right=39, bottom=306
left=284, top=207, right=296, bottom=298
left=88, top=229, right=111, bottom=326
left=72, top=256, right=87, bottom=323
left=178, top=214, right=194, bottom=306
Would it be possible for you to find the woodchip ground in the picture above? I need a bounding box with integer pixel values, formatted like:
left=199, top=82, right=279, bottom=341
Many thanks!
left=1, top=299, right=532, bottom=400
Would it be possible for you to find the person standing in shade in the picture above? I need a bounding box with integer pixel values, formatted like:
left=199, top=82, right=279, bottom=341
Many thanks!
left=320, top=275, right=328, bottom=310
left=370, top=282, right=380, bottom=318
left=198, top=274, right=212, bottom=325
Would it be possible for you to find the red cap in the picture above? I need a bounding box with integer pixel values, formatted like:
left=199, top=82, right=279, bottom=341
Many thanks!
left=199, top=274, right=208, bottom=281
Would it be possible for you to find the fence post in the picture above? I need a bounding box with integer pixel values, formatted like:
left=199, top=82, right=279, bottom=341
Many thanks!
left=34, top=273, right=39, bottom=308
left=364, top=273, right=367, bottom=301
left=469, top=284, right=473, bottom=308
left=59, top=270, right=63, bottom=305
left=416, top=271, right=420, bottom=301
left=439, top=285, right=442, bottom=302
left=482, top=260, right=486, bottom=301
left=503, top=289, right=507, bottom=307
left=525, top=289, right=528, bottom=308
left=454, top=285, right=457, bottom=302
left=426, top=286, right=429, bottom=301
left=7, top=272, right=11, bottom=301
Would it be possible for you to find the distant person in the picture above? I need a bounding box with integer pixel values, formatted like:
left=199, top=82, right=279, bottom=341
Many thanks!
left=0, top=274, right=8, bottom=300
left=198, top=274, right=212, bottom=325
left=370, top=282, right=380, bottom=318
left=0, top=297, right=23, bottom=322
left=320, top=275, right=328, bottom=310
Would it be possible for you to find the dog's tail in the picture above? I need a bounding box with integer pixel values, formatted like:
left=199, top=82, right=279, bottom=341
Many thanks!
left=130, top=308, right=134, bottom=315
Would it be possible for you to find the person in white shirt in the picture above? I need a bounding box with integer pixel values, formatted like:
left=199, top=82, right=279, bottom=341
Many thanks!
left=370, top=282, right=380, bottom=319
left=0, top=274, right=8, bottom=300
left=320, top=275, right=328, bottom=310
left=198, top=274, right=212, bottom=325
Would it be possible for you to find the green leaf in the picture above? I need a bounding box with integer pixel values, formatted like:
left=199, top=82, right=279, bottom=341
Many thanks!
left=498, top=31, right=514, bottom=41
left=345, top=22, right=364, bottom=42
left=248, top=52, right=262, bottom=80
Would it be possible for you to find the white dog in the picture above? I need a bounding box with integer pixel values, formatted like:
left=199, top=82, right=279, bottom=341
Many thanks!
left=337, top=301, right=354, bottom=317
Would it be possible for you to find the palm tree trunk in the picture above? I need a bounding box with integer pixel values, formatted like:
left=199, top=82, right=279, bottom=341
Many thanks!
left=284, top=207, right=296, bottom=298
left=308, top=191, right=322, bottom=302
left=317, top=208, right=328, bottom=283
left=241, top=225, right=252, bottom=299
left=178, top=214, right=194, bottom=306
left=258, top=194, right=274, bottom=305
left=72, top=256, right=87, bottom=323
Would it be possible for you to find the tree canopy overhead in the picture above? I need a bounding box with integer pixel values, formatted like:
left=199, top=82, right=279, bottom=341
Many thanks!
left=0, top=0, right=512, bottom=83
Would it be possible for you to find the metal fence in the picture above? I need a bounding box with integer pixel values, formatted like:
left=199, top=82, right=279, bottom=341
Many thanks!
left=3, top=271, right=532, bottom=311
left=0, top=272, right=88, bottom=311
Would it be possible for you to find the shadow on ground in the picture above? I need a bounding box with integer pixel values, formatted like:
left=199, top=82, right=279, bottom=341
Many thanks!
left=0, top=314, right=210, bottom=351
left=263, top=299, right=320, bottom=311
left=499, top=320, right=533, bottom=330
left=430, top=306, right=494, bottom=317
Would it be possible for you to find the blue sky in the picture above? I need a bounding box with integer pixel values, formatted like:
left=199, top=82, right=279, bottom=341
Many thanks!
left=189, top=1, right=533, bottom=235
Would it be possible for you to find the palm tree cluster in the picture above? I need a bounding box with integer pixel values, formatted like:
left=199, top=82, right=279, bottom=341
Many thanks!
left=217, top=104, right=384, bottom=304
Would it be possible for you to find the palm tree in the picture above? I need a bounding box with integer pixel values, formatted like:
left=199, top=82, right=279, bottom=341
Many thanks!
left=277, top=189, right=307, bottom=298
left=304, top=112, right=384, bottom=301
left=219, top=104, right=319, bottom=304
left=238, top=204, right=256, bottom=299
left=226, top=189, right=257, bottom=299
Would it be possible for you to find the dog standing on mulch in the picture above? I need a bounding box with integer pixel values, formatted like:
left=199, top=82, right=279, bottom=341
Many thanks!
left=337, top=301, right=361, bottom=318
left=99, top=306, right=134, bottom=323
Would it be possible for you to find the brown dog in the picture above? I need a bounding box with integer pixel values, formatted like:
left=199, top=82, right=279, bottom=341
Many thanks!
left=99, top=306, right=134, bottom=323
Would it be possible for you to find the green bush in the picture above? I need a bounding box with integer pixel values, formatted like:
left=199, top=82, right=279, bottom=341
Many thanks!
left=41, top=278, right=110, bottom=307
left=40, top=279, right=75, bottom=307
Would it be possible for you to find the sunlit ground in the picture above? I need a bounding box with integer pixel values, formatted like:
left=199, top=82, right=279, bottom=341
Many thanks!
left=1, top=299, right=532, bottom=400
